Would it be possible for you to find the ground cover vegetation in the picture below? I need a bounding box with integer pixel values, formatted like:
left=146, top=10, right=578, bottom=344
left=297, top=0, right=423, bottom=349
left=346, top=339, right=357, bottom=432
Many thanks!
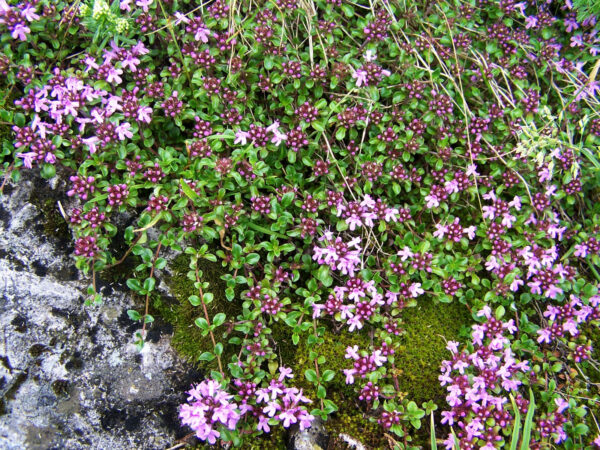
left=2, top=0, right=600, bottom=448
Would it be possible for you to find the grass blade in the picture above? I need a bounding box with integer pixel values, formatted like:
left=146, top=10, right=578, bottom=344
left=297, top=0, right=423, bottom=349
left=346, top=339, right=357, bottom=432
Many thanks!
left=451, top=427, right=460, bottom=450
left=430, top=412, right=437, bottom=450
left=520, top=389, right=536, bottom=450
left=509, top=394, right=522, bottom=450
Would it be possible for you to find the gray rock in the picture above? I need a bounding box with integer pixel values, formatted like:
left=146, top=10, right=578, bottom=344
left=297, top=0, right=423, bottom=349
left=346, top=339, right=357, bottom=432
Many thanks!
left=0, top=174, right=200, bottom=449
left=288, top=416, right=329, bottom=450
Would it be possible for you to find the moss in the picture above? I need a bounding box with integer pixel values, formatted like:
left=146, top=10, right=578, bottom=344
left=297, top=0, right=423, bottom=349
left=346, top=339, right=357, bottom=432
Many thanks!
left=30, top=195, right=71, bottom=241
left=157, top=253, right=241, bottom=368
left=396, top=299, right=471, bottom=407
left=51, top=379, right=69, bottom=397
left=287, top=326, right=388, bottom=448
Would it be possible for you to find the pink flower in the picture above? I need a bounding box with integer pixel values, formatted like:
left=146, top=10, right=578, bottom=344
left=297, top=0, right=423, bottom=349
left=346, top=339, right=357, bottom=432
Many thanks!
left=11, top=23, right=30, bottom=41
left=537, top=328, right=552, bottom=344
left=525, top=15, right=538, bottom=29
left=174, top=11, right=190, bottom=25
left=266, top=120, right=281, bottom=133
left=345, top=345, right=360, bottom=360
left=21, top=5, right=40, bottom=22
left=409, top=282, right=424, bottom=298
left=121, top=54, right=140, bottom=72
left=271, top=130, right=287, bottom=145
left=116, top=122, right=133, bottom=140
left=132, top=41, right=149, bottom=56
left=433, top=223, right=448, bottom=239
left=120, top=0, right=132, bottom=11
left=138, top=105, right=153, bottom=123
left=425, top=193, right=440, bottom=209
left=136, top=0, right=153, bottom=12
left=234, top=130, right=249, bottom=145
left=446, top=341, right=459, bottom=354
left=477, top=305, right=492, bottom=319
left=347, top=315, right=363, bottom=332
left=106, top=67, right=123, bottom=84
left=465, top=226, right=476, bottom=240
left=510, top=278, right=524, bottom=292
left=257, top=415, right=270, bottom=433
left=555, top=397, right=569, bottom=413
left=82, top=136, right=100, bottom=154
left=364, top=50, right=376, bottom=62
left=352, top=69, right=367, bottom=87
left=397, top=246, right=413, bottom=261
left=193, top=24, right=212, bottom=43
left=17, top=152, right=36, bottom=169
left=278, top=366, right=293, bottom=382
left=440, top=411, right=454, bottom=426
left=343, top=368, right=355, bottom=384
left=574, top=243, right=588, bottom=258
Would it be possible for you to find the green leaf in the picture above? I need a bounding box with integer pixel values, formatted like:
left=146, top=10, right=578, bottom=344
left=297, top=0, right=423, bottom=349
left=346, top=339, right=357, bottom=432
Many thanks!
left=316, top=265, right=333, bottom=287
left=14, top=113, right=25, bottom=127
left=126, top=278, right=142, bottom=291
left=41, top=164, right=56, bottom=179
left=127, top=310, right=141, bottom=321
left=180, top=179, right=198, bottom=201
left=245, top=253, right=260, bottom=265
left=198, top=351, right=215, bottom=361
left=213, top=313, right=226, bottom=327
left=214, top=342, right=223, bottom=356
left=312, top=121, right=325, bottom=132
left=143, top=277, right=155, bottom=292
left=317, top=384, right=326, bottom=399
left=495, top=305, right=505, bottom=319
left=305, top=369, right=317, bottom=383
left=321, top=370, right=335, bottom=382
left=232, top=243, right=243, bottom=259
left=195, top=317, right=208, bottom=330
left=281, top=192, right=294, bottom=208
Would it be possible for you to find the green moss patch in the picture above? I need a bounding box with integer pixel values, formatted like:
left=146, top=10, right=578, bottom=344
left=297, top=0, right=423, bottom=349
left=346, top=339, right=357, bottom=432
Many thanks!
left=396, top=299, right=472, bottom=406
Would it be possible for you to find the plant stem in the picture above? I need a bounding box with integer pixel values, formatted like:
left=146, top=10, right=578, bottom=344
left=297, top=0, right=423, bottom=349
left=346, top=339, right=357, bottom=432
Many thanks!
left=142, top=241, right=163, bottom=336
left=195, top=264, right=225, bottom=376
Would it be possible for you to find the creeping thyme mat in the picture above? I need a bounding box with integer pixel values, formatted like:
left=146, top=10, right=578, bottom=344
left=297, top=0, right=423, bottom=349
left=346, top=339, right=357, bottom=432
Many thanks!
left=3, top=0, right=600, bottom=447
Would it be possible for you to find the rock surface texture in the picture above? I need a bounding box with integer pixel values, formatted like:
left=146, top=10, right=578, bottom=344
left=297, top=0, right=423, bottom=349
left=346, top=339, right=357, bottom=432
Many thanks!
left=0, top=174, right=198, bottom=450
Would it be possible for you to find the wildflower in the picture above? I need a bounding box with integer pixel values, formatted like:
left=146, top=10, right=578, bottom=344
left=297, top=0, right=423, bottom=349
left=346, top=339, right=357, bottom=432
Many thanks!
left=116, top=122, right=133, bottom=140
left=234, top=130, right=249, bottom=145
left=174, top=11, right=190, bottom=25
left=525, top=15, right=538, bottom=29
left=138, top=105, right=153, bottom=123
left=352, top=69, right=367, bottom=87
left=271, top=129, right=287, bottom=145
left=106, top=67, right=123, bottom=84
left=278, top=367, right=293, bottom=381
left=397, top=246, right=414, bottom=261
left=136, top=0, right=153, bottom=12
left=11, top=23, right=30, bottom=41
left=409, top=282, right=424, bottom=297
left=433, top=223, right=448, bottom=239
left=364, top=50, right=377, bottom=61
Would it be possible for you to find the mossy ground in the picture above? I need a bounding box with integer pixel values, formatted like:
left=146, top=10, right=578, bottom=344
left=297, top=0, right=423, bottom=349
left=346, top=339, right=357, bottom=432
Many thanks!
left=28, top=181, right=71, bottom=242
left=156, top=253, right=472, bottom=449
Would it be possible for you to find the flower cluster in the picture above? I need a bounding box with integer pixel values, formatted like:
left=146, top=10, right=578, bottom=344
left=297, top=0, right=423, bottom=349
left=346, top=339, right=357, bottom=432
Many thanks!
left=439, top=308, right=531, bottom=449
